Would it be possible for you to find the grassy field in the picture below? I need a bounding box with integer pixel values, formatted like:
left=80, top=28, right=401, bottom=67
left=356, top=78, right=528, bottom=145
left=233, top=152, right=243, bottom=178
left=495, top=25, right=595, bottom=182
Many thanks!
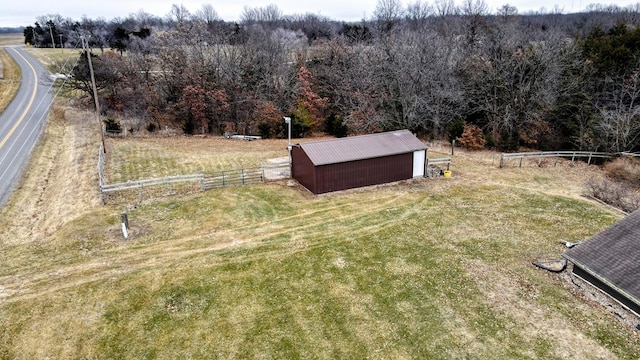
left=0, top=33, right=22, bottom=47
left=105, top=136, right=289, bottom=183
left=0, top=34, right=22, bottom=114
left=23, top=47, right=80, bottom=72
left=1, top=99, right=639, bottom=358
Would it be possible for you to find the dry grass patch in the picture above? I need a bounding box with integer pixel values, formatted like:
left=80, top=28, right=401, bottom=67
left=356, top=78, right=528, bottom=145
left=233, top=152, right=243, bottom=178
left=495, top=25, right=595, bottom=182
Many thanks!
left=22, top=47, right=78, bottom=71
left=605, top=156, right=640, bottom=187
left=467, top=260, right=616, bottom=359
left=0, top=47, right=20, bottom=113
left=0, top=34, right=22, bottom=47
left=0, top=106, right=101, bottom=246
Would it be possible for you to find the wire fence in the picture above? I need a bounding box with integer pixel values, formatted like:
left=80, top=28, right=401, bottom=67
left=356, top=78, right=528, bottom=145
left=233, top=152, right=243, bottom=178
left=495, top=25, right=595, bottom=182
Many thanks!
left=499, top=151, right=613, bottom=168
left=98, top=155, right=290, bottom=205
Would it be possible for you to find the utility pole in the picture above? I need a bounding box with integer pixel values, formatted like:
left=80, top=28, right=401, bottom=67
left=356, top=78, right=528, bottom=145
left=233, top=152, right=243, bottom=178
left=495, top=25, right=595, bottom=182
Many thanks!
left=284, top=117, right=292, bottom=176
left=59, top=34, right=63, bottom=53
left=48, top=22, right=55, bottom=49
left=81, top=34, right=106, bottom=154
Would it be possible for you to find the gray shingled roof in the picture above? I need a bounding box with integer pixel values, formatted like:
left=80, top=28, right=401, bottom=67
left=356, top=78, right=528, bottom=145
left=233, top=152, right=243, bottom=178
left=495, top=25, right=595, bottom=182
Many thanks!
left=564, top=210, right=640, bottom=306
left=297, top=130, right=427, bottom=166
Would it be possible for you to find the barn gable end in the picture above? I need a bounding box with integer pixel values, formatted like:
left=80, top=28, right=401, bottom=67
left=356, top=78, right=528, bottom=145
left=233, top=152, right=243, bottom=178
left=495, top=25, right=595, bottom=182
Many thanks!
left=291, top=145, right=316, bottom=194
left=291, top=130, right=427, bottom=194
left=563, top=210, right=640, bottom=315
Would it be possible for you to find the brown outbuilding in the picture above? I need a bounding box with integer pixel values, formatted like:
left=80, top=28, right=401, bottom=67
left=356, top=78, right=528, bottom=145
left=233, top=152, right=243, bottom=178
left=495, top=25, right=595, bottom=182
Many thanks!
left=291, top=130, right=427, bottom=194
left=563, top=210, right=640, bottom=315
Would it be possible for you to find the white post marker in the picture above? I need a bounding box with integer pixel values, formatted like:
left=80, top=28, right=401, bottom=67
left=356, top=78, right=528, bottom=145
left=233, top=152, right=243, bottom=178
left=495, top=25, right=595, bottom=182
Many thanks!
left=121, top=212, right=129, bottom=239
left=121, top=222, right=129, bottom=239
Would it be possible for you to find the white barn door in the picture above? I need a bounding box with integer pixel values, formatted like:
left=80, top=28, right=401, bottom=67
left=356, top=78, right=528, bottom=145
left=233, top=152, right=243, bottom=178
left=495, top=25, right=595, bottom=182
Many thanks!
left=412, top=150, right=425, bottom=178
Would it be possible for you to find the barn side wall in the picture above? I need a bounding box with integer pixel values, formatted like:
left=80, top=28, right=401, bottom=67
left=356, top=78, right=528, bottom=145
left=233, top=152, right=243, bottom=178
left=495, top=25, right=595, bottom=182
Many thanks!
left=292, top=146, right=316, bottom=194
left=573, top=265, right=640, bottom=316
left=314, top=153, right=413, bottom=194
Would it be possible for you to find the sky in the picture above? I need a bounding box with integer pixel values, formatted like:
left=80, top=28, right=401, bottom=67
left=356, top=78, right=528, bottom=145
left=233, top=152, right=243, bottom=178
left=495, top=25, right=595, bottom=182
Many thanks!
left=1, top=0, right=639, bottom=28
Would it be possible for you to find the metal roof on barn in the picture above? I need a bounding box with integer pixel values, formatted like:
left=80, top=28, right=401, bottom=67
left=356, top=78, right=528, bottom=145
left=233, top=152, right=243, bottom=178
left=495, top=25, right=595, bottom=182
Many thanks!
left=297, top=129, right=427, bottom=166
left=564, top=210, right=640, bottom=307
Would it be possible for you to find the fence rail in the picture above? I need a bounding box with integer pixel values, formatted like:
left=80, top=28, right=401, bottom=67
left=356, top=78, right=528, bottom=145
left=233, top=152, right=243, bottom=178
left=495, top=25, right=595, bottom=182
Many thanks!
left=499, top=151, right=613, bottom=168
left=620, top=152, right=640, bottom=158
left=99, top=163, right=290, bottom=205
left=101, top=174, right=206, bottom=193
left=202, top=168, right=264, bottom=190
left=426, top=157, right=451, bottom=177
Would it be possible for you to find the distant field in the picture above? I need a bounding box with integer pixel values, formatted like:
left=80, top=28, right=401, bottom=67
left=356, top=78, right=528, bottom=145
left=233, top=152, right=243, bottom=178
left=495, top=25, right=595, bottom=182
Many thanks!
left=0, top=33, right=22, bottom=47
left=0, top=35, right=21, bottom=113
left=23, top=47, right=81, bottom=72
left=0, top=106, right=638, bottom=358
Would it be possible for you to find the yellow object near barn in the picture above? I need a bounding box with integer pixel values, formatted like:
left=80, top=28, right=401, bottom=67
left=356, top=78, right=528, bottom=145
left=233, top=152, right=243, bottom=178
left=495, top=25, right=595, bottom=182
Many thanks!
left=443, top=170, right=452, bottom=178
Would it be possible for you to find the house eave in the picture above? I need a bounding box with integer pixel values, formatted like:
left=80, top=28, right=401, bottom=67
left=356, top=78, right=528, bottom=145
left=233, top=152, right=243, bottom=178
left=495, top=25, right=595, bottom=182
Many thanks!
left=564, top=255, right=640, bottom=316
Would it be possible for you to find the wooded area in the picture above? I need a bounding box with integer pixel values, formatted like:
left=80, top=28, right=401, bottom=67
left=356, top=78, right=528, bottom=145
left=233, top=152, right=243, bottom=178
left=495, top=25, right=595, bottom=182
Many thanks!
left=23, top=0, right=640, bottom=152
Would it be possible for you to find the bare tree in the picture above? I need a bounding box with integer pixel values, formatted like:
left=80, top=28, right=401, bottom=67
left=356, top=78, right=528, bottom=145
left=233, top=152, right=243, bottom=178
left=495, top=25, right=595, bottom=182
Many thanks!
left=132, top=10, right=157, bottom=28
left=194, top=4, right=220, bottom=25
left=434, top=0, right=459, bottom=17
left=433, top=0, right=459, bottom=35
left=497, top=3, right=519, bottom=18
left=167, top=4, right=191, bottom=24
left=406, top=0, right=433, bottom=30
left=460, top=23, right=571, bottom=149
left=241, top=4, right=283, bottom=28
left=461, top=0, right=489, bottom=46
left=596, top=74, right=640, bottom=152
left=370, top=27, right=464, bottom=135
left=374, top=0, right=404, bottom=33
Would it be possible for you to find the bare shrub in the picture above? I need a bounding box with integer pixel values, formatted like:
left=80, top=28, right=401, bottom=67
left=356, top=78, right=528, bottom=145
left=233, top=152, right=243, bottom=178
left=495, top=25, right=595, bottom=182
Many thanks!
left=604, top=156, right=640, bottom=187
left=584, top=176, right=640, bottom=213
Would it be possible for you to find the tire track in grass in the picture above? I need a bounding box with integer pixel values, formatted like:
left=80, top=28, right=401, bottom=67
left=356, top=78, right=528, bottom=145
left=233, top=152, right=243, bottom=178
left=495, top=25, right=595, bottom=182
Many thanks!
left=0, top=190, right=413, bottom=303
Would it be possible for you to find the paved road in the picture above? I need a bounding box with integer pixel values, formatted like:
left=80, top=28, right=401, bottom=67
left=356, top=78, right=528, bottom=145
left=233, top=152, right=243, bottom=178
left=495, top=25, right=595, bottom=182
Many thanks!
left=0, top=46, right=52, bottom=206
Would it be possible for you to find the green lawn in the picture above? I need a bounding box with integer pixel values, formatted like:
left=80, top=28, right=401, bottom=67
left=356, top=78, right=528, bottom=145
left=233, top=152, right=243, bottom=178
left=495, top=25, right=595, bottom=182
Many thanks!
left=1, top=172, right=637, bottom=358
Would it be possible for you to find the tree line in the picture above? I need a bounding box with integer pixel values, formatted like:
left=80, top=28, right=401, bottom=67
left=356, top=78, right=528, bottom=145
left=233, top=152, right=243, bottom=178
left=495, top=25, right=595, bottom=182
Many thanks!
left=24, top=1, right=640, bottom=152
